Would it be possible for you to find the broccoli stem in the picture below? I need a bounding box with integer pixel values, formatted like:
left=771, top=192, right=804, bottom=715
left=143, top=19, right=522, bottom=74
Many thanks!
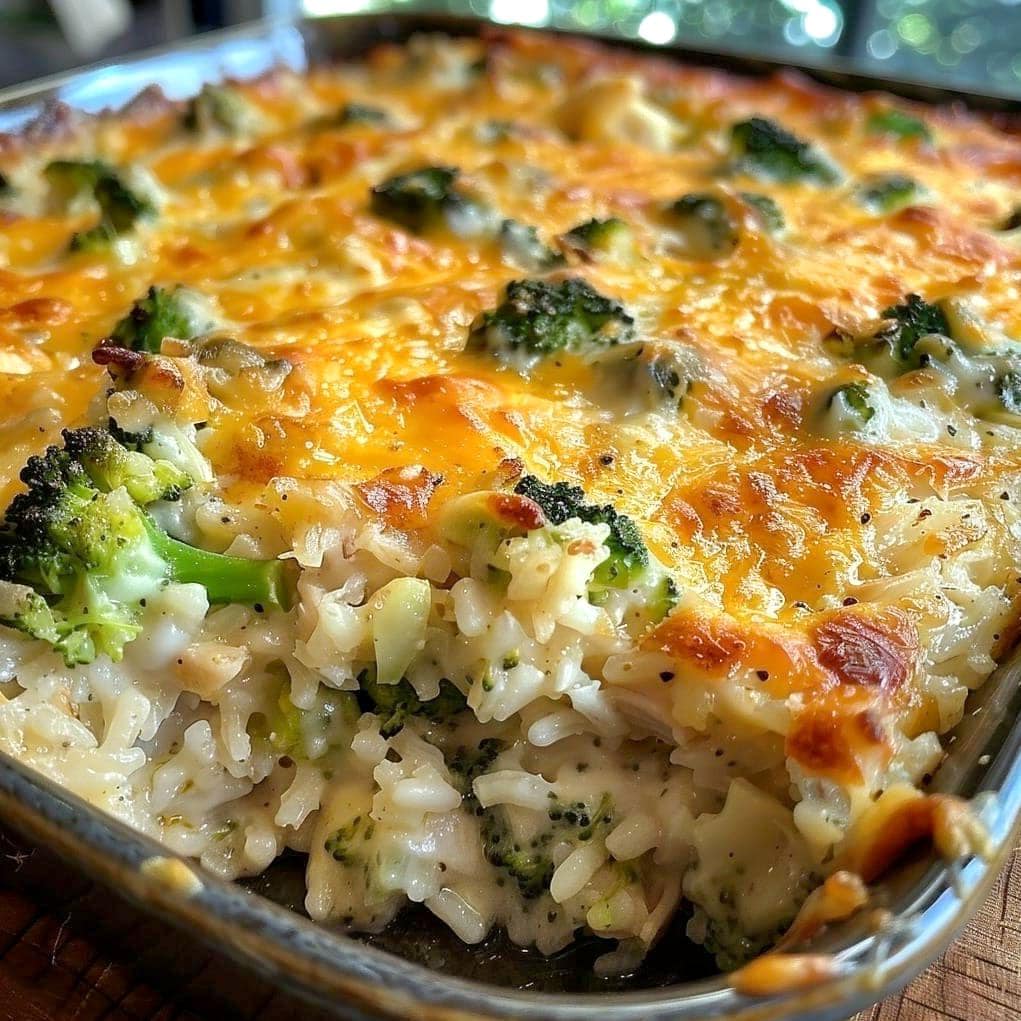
left=142, top=516, right=290, bottom=609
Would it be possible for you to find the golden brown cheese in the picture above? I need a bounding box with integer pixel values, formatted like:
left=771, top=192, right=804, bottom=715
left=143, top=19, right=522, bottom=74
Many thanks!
left=2, top=29, right=1021, bottom=800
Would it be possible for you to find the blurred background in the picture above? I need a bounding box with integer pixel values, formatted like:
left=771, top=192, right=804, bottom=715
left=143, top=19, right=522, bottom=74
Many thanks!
left=1, top=0, right=1020, bottom=95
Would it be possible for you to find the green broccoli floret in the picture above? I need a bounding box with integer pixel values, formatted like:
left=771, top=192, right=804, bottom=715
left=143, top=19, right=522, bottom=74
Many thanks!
left=468, top=278, right=634, bottom=370
left=370, top=165, right=480, bottom=234
left=0, top=172, right=12, bottom=197
left=184, top=83, right=262, bottom=135
left=498, top=220, right=564, bottom=272
left=513, top=474, right=648, bottom=589
left=665, top=193, right=738, bottom=259
left=827, top=381, right=876, bottom=427
left=109, top=286, right=209, bottom=354
left=336, top=102, right=390, bottom=126
left=356, top=670, right=468, bottom=738
left=0, top=427, right=290, bottom=666
left=448, top=737, right=506, bottom=808
left=739, top=192, right=785, bottom=233
left=857, top=173, right=922, bottom=214
left=266, top=683, right=360, bottom=758
left=561, top=217, right=635, bottom=261
left=481, top=792, right=615, bottom=899
left=480, top=811, right=555, bottom=899
left=730, top=117, right=840, bottom=185
left=45, top=159, right=156, bottom=251
left=324, top=814, right=376, bottom=865
left=866, top=108, right=932, bottom=143
left=877, top=294, right=951, bottom=368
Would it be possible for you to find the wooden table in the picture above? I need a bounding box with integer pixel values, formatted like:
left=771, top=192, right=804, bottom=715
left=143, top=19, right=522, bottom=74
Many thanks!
left=0, top=824, right=1016, bottom=1021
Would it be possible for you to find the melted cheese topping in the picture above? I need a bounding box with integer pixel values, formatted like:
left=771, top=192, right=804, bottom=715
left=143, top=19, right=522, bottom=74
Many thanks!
left=2, top=29, right=1020, bottom=877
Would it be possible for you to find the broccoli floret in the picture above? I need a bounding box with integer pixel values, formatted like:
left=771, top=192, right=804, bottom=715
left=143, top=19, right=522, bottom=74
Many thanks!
left=324, top=814, right=376, bottom=865
left=498, top=219, right=564, bottom=272
left=877, top=294, right=951, bottom=368
left=0, top=427, right=290, bottom=666
left=370, top=165, right=480, bottom=234
left=480, top=810, right=555, bottom=899
left=827, top=381, right=876, bottom=427
left=184, top=83, right=261, bottom=135
left=866, top=108, right=932, bottom=143
left=665, top=194, right=738, bottom=259
left=561, top=218, right=635, bottom=261
left=336, top=102, right=390, bottom=126
left=448, top=737, right=506, bottom=808
left=356, top=670, right=467, bottom=738
left=109, top=286, right=209, bottom=354
left=514, top=474, right=648, bottom=588
left=739, top=192, right=785, bottom=233
left=730, top=117, right=840, bottom=185
left=857, top=173, right=922, bottom=214
left=468, top=278, right=634, bottom=371
left=44, top=159, right=110, bottom=203
left=481, top=792, right=614, bottom=899
left=267, top=683, right=359, bottom=758
left=0, top=171, right=12, bottom=197
left=45, top=159, right=156, bottom=251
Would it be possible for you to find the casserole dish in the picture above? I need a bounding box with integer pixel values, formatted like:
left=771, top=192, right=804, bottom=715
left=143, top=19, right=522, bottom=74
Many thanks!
left=1, top=12, right=1020, bottom=1021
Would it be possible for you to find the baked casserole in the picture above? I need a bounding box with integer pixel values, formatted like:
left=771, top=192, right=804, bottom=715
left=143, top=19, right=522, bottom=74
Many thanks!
left=0, top=28, right=1018, bottom=977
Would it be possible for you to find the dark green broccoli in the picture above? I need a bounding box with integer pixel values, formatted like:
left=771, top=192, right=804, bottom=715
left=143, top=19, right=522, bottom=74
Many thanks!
left=665, top=193, right=739, bottom=259
left=866, top=108, right=932, bottom=143
left=336, top=102, right=390, bottom=126
left=0, top=427, right=290, bottom=666
left=324, top=814, right=376, bottom=865
left=498, top=220, right=564, bottom=272
left=561, top=217, right=635, bottom=261
left=0, top=172, right=12, bottom=197
left=45, top=159, right=156, bottom=251
left=876, top=294, right=951, bottom=368
left=739, top=192, right=785, bottom=233
left=109, top=286, right=209, bottom=353
left=514, top=474, right=648, bottom=589
left=356, top=670, right=468, bottom=738
left=467, top=278, right=634, bottom=370
left=481, top=810, right=555, bottom=899
left=481, top=792, right=614, bottom=899
left=857, top=173, right=922, bottom=213
left=44, top=159, right=112, bottom=203
left=827, top=381, right=876, bottom=426
left=448, top=737, right=506, bottom=808
left=370, top=165, right=481, bottom=234
left=730, top=117, right=840, bottom=185
left=184, top=83, right=261, bottom=135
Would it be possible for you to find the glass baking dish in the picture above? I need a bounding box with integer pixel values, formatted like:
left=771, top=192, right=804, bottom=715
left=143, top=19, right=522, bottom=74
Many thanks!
left=1, top=12, right=1020, bottom=1020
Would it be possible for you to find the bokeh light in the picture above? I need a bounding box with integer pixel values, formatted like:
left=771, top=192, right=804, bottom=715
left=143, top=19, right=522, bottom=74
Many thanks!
left=297, top=0, right=1021, bottom=96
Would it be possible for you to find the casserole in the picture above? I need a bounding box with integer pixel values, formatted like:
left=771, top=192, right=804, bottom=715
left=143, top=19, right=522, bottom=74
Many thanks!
left=0, top=12, right=1020, bottom=1020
